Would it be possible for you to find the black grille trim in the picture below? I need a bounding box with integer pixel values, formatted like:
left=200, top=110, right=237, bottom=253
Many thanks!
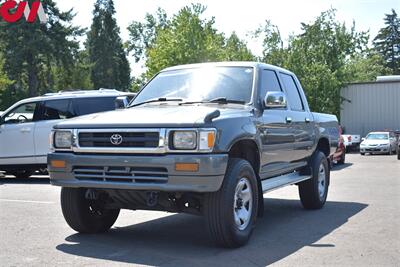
left=79, top=132, right=159, bottom=148
left=73, top=166, right=168, bottom=184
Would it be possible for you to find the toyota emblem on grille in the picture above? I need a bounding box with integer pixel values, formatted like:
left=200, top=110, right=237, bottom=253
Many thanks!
left=110, top=134, right=123, bottom=145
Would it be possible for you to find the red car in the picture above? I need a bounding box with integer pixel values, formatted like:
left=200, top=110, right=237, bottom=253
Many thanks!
left=333, top=135, right=346, bottom=164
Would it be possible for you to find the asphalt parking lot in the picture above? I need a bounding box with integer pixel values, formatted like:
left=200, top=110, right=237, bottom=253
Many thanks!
left=0, top=154, right=399, bottom=266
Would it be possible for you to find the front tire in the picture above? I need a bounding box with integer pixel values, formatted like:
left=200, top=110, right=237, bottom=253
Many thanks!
left=299, top=151, right=329, bottom=210
left=61, top=188, right=120, bottom=234
left=204, top=158, right=259, bottom=248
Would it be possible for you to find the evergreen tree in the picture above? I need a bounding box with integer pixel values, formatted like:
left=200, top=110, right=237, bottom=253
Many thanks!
left=87, top=0, right=131, bottom=90
left=0, top=0, right=83, bottom=107
left=374, top=9, right=400, bottom=74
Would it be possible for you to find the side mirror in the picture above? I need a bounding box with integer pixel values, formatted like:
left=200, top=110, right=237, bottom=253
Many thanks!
left=264, top=91, right=287, bottom=109
left=361, top=138, right=365, bottom=141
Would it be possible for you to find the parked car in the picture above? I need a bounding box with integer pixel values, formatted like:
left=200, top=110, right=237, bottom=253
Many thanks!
left=398, top=142, right=400, bottom=160
left=0, top=89, right=135, bottom=178
left=360, top=131, right=397, bottom=155
left=333, top=135, right=346, bottom=164
left=48, top=62, right=339, bottom=248
left=342, top=134, right=361, bottom=152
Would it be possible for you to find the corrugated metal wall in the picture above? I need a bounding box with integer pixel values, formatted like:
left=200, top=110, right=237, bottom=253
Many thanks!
left=340, top=81, right=400, bottom=137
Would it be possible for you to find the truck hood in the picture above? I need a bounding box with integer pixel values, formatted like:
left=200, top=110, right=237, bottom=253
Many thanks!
left=54, top=104, right=250, bottom=129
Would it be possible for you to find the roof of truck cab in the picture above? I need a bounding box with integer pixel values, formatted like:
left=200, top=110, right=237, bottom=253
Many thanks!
left=162, top=61, right=294, bottom=75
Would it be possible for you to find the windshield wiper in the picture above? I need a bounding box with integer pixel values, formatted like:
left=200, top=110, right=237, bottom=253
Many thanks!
left=129, top=98, right=183, bottom=108
left=180, top=97, right=245, bottom=105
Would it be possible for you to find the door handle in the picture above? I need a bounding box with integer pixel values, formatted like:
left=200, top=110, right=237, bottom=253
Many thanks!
left=20, top=128, right=31, bottom=133
left=305, top=118, right=311, bottom=123
left=286, top=117, right=292, bottom=123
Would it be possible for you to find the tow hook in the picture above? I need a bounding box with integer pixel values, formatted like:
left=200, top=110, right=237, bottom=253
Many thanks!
left=146, top=192, right=159, bottom=207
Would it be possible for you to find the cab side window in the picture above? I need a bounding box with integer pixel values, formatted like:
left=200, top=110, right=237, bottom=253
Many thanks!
left=280, top=73, right=304, bottom=111
left=41, top=99, right=74, bottom=120
left=260, top=70, right=282, bottom=99
left=2, top=102, right=38, bottom=124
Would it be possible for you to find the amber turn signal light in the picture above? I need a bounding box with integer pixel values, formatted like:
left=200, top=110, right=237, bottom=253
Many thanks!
left=175, top=163, right=199, bottom=172
left=51, top=160, right=66, bottom=168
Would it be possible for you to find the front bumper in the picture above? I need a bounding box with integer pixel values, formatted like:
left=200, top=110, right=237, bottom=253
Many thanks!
left=360, top=146, right=389, bottom=153
left=48, top=153, right=228, bottom=193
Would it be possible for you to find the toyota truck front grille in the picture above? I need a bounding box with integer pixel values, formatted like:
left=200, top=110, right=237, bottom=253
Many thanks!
left=79, top=132, right=159, bottom=148
left=73, top=166, right=168, bottom=184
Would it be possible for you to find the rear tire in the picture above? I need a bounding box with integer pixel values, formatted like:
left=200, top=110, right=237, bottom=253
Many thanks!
left=9, top=170, right=34, bottom=179
left=61, top=187, right=120, bottom=234
left=360, top=153, right=365, bottom=156
left=298, top=151, right=329, bottom=210
left=204, top=158, right=259, bottom=248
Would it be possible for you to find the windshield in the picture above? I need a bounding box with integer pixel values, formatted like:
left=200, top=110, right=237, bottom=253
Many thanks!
left=131, top=66, right=254, bottom=105
left=366, top=133, right=389, bottom=140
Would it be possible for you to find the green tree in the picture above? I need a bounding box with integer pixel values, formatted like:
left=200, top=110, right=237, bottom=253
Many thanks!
left=0, top=0, right=83, bottom=108
left=345, top=52, right=391, bottom=82
left=52, top=50, right=93, bottom=91
left=257, top=9, right=371, bottom=117
left=373, top=9, right=400, bottom=74
left=0, top=53, right=13, bottom=109
left=127, top=4, right=254, bottom=80
left=127, top=8, right=168, bottom=63
left=0, top=54, right=11, bottom=90
left=222, top=32, right=255, bottom=61
left=254, top=20, right=288, bottom=66
left=87, top=0, right=131, bottom=90
left=145, top=4, right=225, bottom=77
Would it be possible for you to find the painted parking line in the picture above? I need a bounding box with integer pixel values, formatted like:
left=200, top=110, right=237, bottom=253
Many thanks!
left=0, top=199, right=54, bottom=204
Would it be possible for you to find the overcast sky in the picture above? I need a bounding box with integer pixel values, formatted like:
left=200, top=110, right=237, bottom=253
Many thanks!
left=55, top=0, right=399, bottom=76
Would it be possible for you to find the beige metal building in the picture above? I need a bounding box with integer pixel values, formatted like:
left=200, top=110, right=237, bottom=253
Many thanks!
left=340, top=79, right=400, bottom=137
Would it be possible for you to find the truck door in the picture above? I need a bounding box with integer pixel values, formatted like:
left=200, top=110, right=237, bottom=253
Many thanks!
left=279, top=73, right=315, bottom=162
left=259, top=69, right=295, bottom=177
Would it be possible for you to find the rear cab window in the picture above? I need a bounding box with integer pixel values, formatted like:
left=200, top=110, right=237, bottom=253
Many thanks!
left=280, top=73, right=304, bottom=111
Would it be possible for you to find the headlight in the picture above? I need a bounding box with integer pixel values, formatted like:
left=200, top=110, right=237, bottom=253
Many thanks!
left=54, top=131, right=73, bottom=149
left=173, top=131, right=197, bottom=150
left=171, top=129, right=216, bottom=152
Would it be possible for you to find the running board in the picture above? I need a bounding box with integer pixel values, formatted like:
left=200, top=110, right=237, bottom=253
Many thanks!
left=261, top=172, right=312, bottom=193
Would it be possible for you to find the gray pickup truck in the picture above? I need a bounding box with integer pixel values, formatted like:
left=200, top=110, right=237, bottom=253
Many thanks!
left=48, top=62, right=339, bottom=247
